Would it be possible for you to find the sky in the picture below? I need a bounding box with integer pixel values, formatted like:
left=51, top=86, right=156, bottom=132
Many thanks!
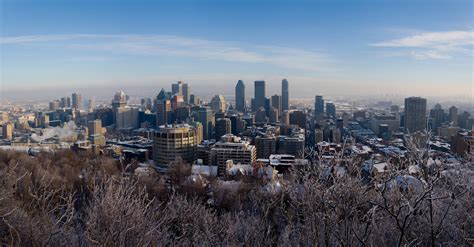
left=0, top=0, right=473, bottom=101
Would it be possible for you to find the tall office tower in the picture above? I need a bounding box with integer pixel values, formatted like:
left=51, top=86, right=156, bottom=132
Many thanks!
left=172, top=81, right=183, bottom=96
left=429, top=104, right=445, bottom=131
left=153, top=124, right=198, bottom=167
left=88, top=119, right=105, bottom=146
left=449, top=106, right=458, bottom=126
left=215, top=118, right=231, bottom=139
left=181, top=83, right=190, bottom=103
left=198, top=107, right=215, bottom=140
left=2, top=123, right=13, bottom=140
left=171, top=94, right=184, bottom=110
left=280, top=136, right=305, bottom=158
left=255, top=135, right=277, bottom=159
left=141, top=98, right=152, bottom=111
left=88, top=119, right=103, bottom=135
left=314, top=95, right=324, bottom=117
left=269, top=108, right=279, bottom=123
left=290, top=110, right=307, bottom=129
left=189, top=94, right=199, bottom=105
left=111, top=91, right=128, bottom=126
left=271, top=95, right=282, bottom=114
left=156, top=100, right=171, bottom=126
left=88, top=99, right=96, bottom=112
left=235, top=80, right=246, bottom=112
left=60, top=96, right=70, bottom=108
left=252, top=80, right=266, bottom=111
left=326, top=103, right=336, bottom=118
left=116, top=107, right=139, bottom=129
left=282, top=79, right=289, bottom=111
left=210, top=95, right=226, bottom=113
left=49, top=100, right=60, bottom=111
left=281, top=110, right=290, bottom=126
left=211, top=134, right=256, bottom=175
left=404, top=97, right=427, bottom=133
left=229, top=114, right=245, bottom=135
left=72, top=93, right=82, bottom=109
left=156, top=88, right=170, bottom=101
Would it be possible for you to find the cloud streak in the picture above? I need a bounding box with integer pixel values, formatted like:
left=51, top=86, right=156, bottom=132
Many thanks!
left=372, top=30, right=474, bottom=59
left=0, top=34, right=331, bottom=71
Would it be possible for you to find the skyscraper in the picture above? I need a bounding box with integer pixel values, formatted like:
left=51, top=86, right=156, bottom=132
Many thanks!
left=282, top=79, right=289, bottom=111
left=172, top=81, right=183, bottom=96
left=449, top=106, right=458, bottom=126
left=404, top=97, right=427, bottom=133
left=271, top=95, right=282, bottom=114
left=156, top=100, right=171, bottom=126
left=235, top=80, right=246, bottom=112
left=182, top=83, right=190, bottom=104
left=210, top=95, right=226, bottom=113
left=153, top=124, right=198, bottom=167
left=314, top=95, right=324, bottom=117
left=252, top=80, right=266, bottom=111
left=111, top=91, right=128, bottom=126
left=215, top=118, right=231, bottom=139
left=429, top=104, right=444, bottom=131
left=198, top=107, right=215, bottom=140
left=326, top=103, right=336, bottom=118
left=72, top=93, right=82, bottom=109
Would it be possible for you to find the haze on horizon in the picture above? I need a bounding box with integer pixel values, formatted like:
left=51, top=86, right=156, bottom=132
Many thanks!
left=0, top=0, right=473, bottom=101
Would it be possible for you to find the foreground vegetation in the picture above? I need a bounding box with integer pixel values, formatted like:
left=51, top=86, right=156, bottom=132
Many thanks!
left=0, top=146, right=472, bottom=246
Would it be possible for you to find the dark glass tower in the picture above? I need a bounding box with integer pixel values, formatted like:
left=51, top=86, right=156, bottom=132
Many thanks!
left=252, top=80, right=266, bottom=111
left=282, top=79, right=289, bottom=111
left=315, top=95, right=324, bottom=117
left=235, top=80, right=246, bottom=112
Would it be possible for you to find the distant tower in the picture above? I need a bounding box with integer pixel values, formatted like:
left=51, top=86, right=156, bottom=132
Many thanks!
left=72, top=93, right=82, bottom=109
left=210, top=95, right=226, bottom=113
left=314, top=95, right=324, bottom=117
left=282, top=79, right=289, bottom=111
left=449, top=106, right=458, bottom=126
left=235, top=80, right=246, bottom=112
left=198, top=107, right=215, bottom=140
left=172, top=81, right=183, bottom=96
left=404, top=97, right=427, bottom=133
left=182, top=83, right=190, bottom=104
left=252, top=80, right=266, bottom=111
left=111, top=91, right=128, bottom=126
left=270, top=95, right=282, bottom=114
left=326, top=102, right=336, bottom=118
left=215, top=118, right=232, bottom=139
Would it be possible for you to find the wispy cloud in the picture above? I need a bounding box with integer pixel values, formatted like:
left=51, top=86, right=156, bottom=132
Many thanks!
left=0, top=34, right=331, bottom=71
left=371, top=30, right=474, bottom=59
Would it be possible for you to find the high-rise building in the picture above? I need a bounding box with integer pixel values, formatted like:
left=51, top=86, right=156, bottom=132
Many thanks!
left=72, top=93, right=82, bottom=109
left=215, top=118, right=231, bottom=139
left=326, top=103, right=336, bottom=118
left=172, top=81, right=183, bottom=96
left=141, top=98, right=152, bottom=111
left=156, top=100, right=171, bottom=127
left=2, top=123, right=13, bottom=140
left=88, top=119, right=105, bottom=146
left=229, top=114, right=245, bottom=135
left=116, top=107, right=139, bottom=129
left=111, top=91, right=128, bottom=126
left=314, top=95, right=324, bottom=117
left=49, top=100, right=60, bottom=111
left=281, top=111, right=290, bottom=126
left=60, top=96, right=71, bottom=108
left=252, top=80, right=267, bottom=111
left=88, top=99, right=96, bottom=112
left=269, top=108, right=279, bottom=123
left=282, top=79, right=289, bottom=111
left=271, top=95, right=282, bottom=114
left=255, top=108, right=267, bottom=123
left=211, top=134, right=256, bottom=175
left=182, top=83, right=190, bottom=104
left=235, top=80, right=246, bottom=112
left=189, top=94, right=199, bottom=105
left=198, top=107, right=215, bottom=140
left=404, top=97, right=427, bottom=133
left=429, top=104, right=445, bottom=131
left=290, top=110, right=307, bottom=129
left=210, top=95, right=226, bottom=113
left=255, top=135, right=277, bottom=159
left=449, top=106, right=458, bottom=126
left=153, top=124, right=198, bottom=167
left=171, top=94, right=185, bottom=110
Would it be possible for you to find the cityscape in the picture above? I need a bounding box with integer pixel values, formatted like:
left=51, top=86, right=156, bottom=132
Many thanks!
left=0, top=0, right=473, bottom=246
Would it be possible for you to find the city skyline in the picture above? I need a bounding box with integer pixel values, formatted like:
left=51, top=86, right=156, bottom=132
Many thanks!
left=1, top=0, right=473, bottom=101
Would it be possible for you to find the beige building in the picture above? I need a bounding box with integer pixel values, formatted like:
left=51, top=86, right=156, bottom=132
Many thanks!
left=153, top=124, right=198, bottom=167
left=2, top=123, right=13, bottom=140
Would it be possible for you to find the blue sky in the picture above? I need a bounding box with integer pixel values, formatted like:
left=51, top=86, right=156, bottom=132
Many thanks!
left=1, top=0, right=473, bottom=100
